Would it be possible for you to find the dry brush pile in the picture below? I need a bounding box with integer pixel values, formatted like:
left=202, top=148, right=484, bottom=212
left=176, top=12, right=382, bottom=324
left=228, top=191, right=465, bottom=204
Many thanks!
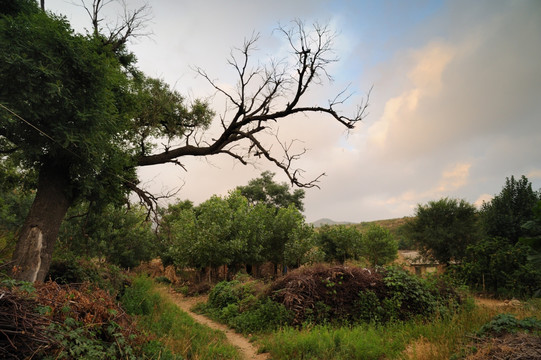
left=0, top=281, right=140, bottom=359
left=268, top=264, right=462, bottom=325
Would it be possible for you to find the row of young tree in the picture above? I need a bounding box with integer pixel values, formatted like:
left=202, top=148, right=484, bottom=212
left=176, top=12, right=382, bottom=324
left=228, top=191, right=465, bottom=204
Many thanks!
left=404, top=175, right=541, bottom=297
left=0, top=168, right=398, bottom=277
left=157, top=172, right=398, bottom=279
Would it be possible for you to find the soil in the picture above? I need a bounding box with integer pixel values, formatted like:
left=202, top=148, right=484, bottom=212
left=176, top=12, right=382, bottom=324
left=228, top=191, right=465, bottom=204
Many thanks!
left=164, top=289, right=270, bottom=360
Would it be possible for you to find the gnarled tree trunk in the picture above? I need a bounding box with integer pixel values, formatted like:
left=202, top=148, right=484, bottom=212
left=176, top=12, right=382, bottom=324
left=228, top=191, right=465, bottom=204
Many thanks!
left=10, top=162, right=72, bottom=282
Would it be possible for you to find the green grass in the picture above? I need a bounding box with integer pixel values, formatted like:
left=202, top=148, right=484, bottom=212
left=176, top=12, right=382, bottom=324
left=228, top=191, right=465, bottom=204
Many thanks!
left=121, top=275, right=241, bottom=360
left=259, top=298, right=541, bottom=360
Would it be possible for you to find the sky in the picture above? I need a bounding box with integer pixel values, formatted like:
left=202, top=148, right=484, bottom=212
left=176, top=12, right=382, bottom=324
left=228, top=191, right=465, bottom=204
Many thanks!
left=45, top=0, right=541, bottom=223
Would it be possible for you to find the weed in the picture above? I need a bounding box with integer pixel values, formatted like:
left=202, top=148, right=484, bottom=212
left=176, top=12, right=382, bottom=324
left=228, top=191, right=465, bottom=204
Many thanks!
left=478, top=313, right=541, bottom=336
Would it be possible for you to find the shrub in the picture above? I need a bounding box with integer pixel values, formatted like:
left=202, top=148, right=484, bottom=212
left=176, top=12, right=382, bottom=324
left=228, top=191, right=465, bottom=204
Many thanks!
left=200, top=279, right=292, bottom=334
left=478, top=313, right=541, bottom=336
left=47, top=255, right=128, bottom=297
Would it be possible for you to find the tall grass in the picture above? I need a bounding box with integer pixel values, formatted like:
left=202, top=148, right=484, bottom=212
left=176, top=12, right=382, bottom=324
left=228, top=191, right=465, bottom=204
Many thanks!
left=260, top=298, right=541, bottom=360
left=121, top=275, right=241, bottom=360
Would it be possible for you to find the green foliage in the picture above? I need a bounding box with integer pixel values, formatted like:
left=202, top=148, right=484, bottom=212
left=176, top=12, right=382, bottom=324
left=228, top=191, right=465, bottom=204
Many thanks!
left=477, top=313, right=541, bottom=336
left=360, top=224, right=398, bottom=267
left=382, top=266, right=461, bottom=320
left=0, top=5, right=136, bottom=199
left=457, top=237, right=541, bottom=297
left=404, top=197, right=480, bottom=264
left=260, top=299, right=507, bottom=360
left=200, top=279, right=293, bottom=334
left=480, top=175, right=541, bottom=244
left=0, top=0, right=40, bottom=16
left=0, top=157, right=34, bottom=260
left=236, top=171, right=305, bottom=211
left=316, top=225, right=362, bottom=264
left=520, top=200, right=541, bottom=270
left=159, top=192, right=312, bottom=276
left=268, top=204, right=311, bottom=269
left=121, top=275, right=240, bottom=359
left=46, top=255, right=128, bottom=296
left=57, top=203, right=156, bottom=269
left=207, top=280, right=244, bottom=309
left=45, top=318, right=137, bottom=360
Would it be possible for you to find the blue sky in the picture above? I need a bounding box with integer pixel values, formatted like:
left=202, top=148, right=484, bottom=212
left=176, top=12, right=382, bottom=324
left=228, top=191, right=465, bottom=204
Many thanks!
left=45, top=0, right=541, bottom=222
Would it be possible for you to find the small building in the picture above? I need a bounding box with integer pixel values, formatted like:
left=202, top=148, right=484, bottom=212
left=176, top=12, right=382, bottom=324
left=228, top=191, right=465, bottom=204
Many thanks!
left=397, top=250, right=443, bottom=275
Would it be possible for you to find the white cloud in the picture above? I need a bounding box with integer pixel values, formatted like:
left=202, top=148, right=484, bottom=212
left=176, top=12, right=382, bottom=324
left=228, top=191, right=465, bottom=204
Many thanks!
left=474, top=194, right=493, bottom=209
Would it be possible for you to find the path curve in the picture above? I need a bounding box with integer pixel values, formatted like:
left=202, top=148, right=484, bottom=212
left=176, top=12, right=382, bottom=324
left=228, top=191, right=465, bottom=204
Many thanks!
left=163, top=289, right=270, bottom=360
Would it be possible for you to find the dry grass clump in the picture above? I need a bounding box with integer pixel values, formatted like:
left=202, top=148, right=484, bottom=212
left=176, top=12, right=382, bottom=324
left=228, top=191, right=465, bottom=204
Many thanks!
left=465, top=333, right=541, bottom=360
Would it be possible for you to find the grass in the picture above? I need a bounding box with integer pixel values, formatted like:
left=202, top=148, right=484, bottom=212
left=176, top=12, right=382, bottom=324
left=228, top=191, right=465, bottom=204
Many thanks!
left=258, top=298, right=541, bottom=360
left=121, top=275, right=241, bottom=360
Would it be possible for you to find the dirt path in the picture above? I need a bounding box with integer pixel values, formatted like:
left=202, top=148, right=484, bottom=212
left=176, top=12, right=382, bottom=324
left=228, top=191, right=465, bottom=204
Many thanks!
left=164, top=289, right=270, bottom=360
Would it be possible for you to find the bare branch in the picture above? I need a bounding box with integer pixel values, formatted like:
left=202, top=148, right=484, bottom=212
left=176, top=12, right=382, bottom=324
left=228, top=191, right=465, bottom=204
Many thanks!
left=79, top=0, right=152, bottom=51
left=125, top=180, right=182, bottom=221
left=138, top=20, right=369, bottom=188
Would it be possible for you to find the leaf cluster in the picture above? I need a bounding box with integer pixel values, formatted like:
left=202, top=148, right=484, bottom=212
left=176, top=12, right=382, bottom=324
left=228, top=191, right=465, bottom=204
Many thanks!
left=158, top=189, right=314, bottom=274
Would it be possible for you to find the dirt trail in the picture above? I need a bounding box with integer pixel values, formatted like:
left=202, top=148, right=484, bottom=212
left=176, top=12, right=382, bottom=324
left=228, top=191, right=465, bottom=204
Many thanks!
left=164, top=289, right=270, bottom=360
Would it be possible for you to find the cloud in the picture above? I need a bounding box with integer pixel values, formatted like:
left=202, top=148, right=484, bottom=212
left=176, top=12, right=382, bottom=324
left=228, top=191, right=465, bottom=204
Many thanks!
left=47, top=0, right=541, bottom=223
left=528, top=169, right=541, bottom=180
left=474, top=194, right=493, bottom=209
left=437, top=162, right=471, bottom=193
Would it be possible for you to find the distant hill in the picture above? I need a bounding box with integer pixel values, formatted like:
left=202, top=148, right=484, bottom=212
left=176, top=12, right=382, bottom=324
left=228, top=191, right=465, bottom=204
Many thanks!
left=310, top=218, right=353, bottom=227
left=310, top=217, right=413, bottom=248
left=353, top=217, right=411, bottom=236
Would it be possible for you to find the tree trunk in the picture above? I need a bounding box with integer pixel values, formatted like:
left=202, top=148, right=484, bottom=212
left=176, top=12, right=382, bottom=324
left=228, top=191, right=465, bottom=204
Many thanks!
left=10, top=163, right=72, bottom=282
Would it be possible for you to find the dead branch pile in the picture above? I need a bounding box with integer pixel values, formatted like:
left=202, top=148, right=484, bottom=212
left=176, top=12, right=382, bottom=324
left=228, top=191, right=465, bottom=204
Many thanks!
left=0, top=281, right=139, bottom=359
left=0, top=287, right=54, bottom=359
left=268, top=264, right=385, bottom=324
left=466, top=333, right=541, bottom=360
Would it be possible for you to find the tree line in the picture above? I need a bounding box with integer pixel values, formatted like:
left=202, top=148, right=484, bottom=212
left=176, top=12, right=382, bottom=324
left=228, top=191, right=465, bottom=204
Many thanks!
left=157, top=172, right=398, bottom=280
left=404, top=175, right=541, bottom=297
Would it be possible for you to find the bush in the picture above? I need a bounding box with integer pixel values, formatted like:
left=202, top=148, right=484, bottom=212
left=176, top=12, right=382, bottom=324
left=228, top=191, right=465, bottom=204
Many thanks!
left=200, top=279, right=292, bottom=334
left=457, top=237, right=541, bottom=298
left=478, top=313, right=541, bottom=336
left=47, top=255, right=128, bottom=297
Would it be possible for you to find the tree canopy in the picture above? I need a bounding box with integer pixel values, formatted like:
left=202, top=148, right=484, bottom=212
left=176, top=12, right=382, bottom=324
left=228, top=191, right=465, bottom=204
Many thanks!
left=480, top=175, right=541, bottom=244
left=236, top=171, right=305, bottom=211
left=360, top=224, right=398, bottom=267
left=404, top=198, right=479, bottom=265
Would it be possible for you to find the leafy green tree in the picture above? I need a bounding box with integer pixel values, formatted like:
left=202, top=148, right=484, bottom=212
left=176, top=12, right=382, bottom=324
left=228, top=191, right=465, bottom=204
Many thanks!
left=360, top=224, right=398, bottom=267
left=236, top=171, right=305, bottom=211
left=283, top=223, right=315, bottom=269
left=316, top=225, right=362, bottom=264
left=404, top=198, right=480, bottom=265
left=0, top=158, right=34, bottom=259
left=459, top=237, right=541, bottom=297
left=480, top=175, right=541, bottom=244
left=57, top=203, right=155, bottom=269
left=194, top=195, right=235, bottom=274
left=266, top=204, right=308, bottom=274
left=452, top=177, right=541, bottom=297
left=230, top=198, right=272, bottom=274
left=1, top=2, right=366, bottom=281
left=519, top=200, right=541, bottom=268
left=158, top=202, right=198, bottom=269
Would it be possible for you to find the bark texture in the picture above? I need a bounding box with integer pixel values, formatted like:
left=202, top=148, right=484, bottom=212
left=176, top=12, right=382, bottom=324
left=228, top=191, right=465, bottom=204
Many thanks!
left=11, top=163, right=72, bottom=282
